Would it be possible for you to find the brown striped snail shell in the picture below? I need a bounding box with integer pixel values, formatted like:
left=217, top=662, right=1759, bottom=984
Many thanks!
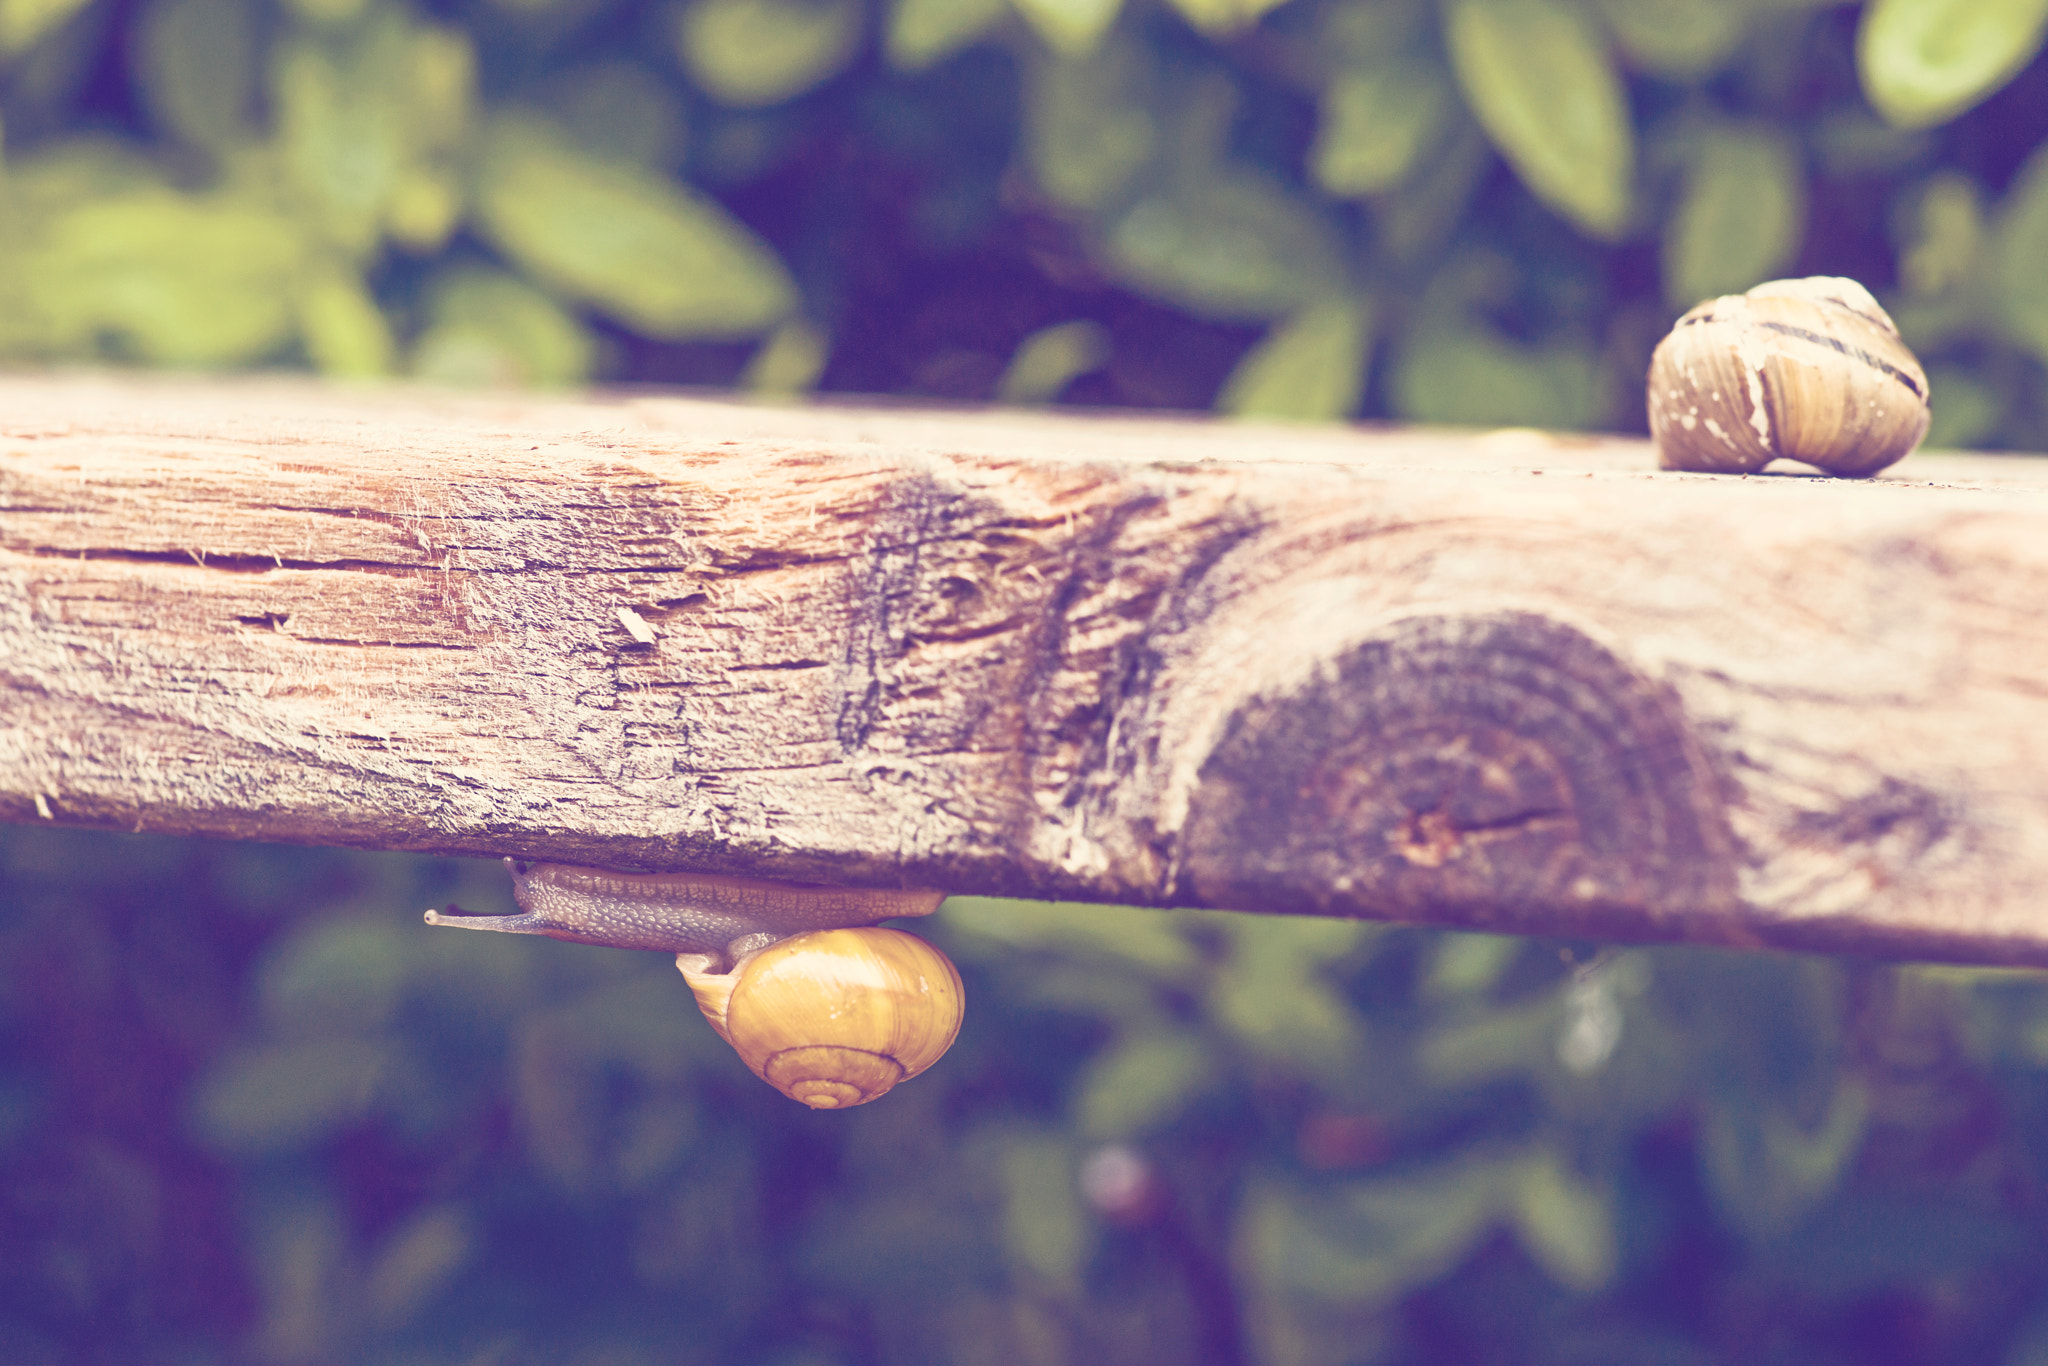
left=1647, top=276, right=1930, bottom=477
left=678, top=927, right=964, bottom=1109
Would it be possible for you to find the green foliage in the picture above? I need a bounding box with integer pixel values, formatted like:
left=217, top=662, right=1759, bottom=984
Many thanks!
left=1, top=0, right=2043, bottom=440
left=13, top=828, right=2048, bottom=1361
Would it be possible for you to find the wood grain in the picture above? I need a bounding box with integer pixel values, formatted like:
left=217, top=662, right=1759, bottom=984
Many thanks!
left=6, top=372, right=2048, bottom=964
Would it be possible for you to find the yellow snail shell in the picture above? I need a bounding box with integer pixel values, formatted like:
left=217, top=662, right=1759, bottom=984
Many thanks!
left=1647, top=276, right=1931, bottom=477
left=678, top=926, right=965, bottom=1109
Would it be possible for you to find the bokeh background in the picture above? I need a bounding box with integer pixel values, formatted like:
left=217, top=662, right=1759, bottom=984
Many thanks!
left=10, top=0, right=2048, bottom=1362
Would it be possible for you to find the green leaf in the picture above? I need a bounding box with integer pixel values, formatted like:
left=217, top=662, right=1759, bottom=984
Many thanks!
left=998, top=319, right=1110, bottom=404
left=1510, top=1152, right=1618, bottom=1291
left=1662, top=125, right=1804, bottom=306
left=1312, top=58, right=1456, bottom=197
left=676, top=0, right=862, bottom=108
left=1238, top=1161, right=1508, bottom=1307
left=1993, top=141, right=2048, bottom=363
left=1899, top=172, right=1984, bottom=298
left=997, top=1130, right=1091, bottom=1283
left=1208, top=917, right=1371, bottom=1077
left=1073, top=1029, right=1212, bottom=1139
left=544, top=62, right=686, bottom=170
left=1858, top=0, right=2048, bottom=131
left=1392, top=326, right=1611, bottom=429
left=1163, top=0, right=1290, bottom=35
left=886, top=0, right=1006, bottom=70
left=133, top=0, right=256, bottom=152
left=1444, top=0, right=1634, bottom=237
left=1011, top=0, right=1124, bottom=55
left=1592, top=0, right=1752, bottom=79
left=191, top=1037, right=387, bottom=1153
left=1024, top=40, right=1159, bottom=211
left=940, top=898, right=1204, bottom=980
left=1107, top=169, right=1350, bottom=320
left=297, top=265, right=395, bottom=377
left=1920, top=366, right=2000, bottom=448
left=0, top=0, right=90, bottom=54
left=25, top=188, right=307, bottom=365
left=1217, top=300, right=1372, bottom=421
left=474, top=112, right=796, bottom=339
left=412, top=265, right=594, bottom=388
left=742, top=317, right=830, bottom=396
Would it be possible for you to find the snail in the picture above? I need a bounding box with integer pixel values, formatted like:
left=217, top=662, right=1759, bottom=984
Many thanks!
left=1647, top=276, right=1930, bottom=477
left=426, top=860, right=961, bottom=1108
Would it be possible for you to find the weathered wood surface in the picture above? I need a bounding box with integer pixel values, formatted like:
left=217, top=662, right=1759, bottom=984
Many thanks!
left=5, top=372, right=2048, bottom=965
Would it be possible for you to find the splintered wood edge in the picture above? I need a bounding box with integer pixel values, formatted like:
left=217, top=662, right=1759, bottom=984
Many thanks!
left=6, top=371, right=2048, bottom=967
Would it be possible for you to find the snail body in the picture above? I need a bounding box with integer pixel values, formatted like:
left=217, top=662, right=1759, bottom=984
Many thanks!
left=1648, top=276, right=1930, bottom=477
left=425, top=860, right=959, bottom=1107
left=425, top=858, right=944, bottom=969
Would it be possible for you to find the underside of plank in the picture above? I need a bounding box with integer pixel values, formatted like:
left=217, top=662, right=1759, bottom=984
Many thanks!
left=5, top=373, right=2048, bottom=966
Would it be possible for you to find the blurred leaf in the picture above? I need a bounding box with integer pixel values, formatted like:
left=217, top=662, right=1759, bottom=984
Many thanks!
left=545, top=61, right=688, bottom=169
left=998, top=319, right=1110, bottom=403
left=1444, top=0, right=1634, bottom=237
left=1991, top=142, right=2048, bottom=364
left=1418, top=994, right=1559, bottom=1084
left=1392, top=326, right=1611, bottom=429
left=514, top=973, right=709, bottom=1193
left=413, top=265, right=594, bottom=387
left=1208, top=917, right=1371, bottom=1076
left=1857, top=0, right=2048, bottom=131
left=133, top=0, right=254, bottom=153
left=887, top=0, right=1007, bottom=69
left=1662, top=124, right=1803, bottom=306
left=1163, top=0, right=1290, bottom=36
left=280, top=0, right=365, bottom=22
left=364, top=1205, right=471, bottom=1327
left=258, top=916, right=412, bottom=1037
left=1024, top=39, right=1158, bottom=211
left=1424, top=933, right=1522, bottom=1001
left=1701, top=1076, right=1867, bottom=1243
left=475, top=111, right=796, bottom=339
left=22, top=185, right=307, bottom=364
left=272, top=15, right=474, bottom=257
left=1011, top=0, right=1124, bottom=55
left=1593, top=0, right=1752, bottom=79
left=998, top=1129, right=1091, bottom=1283
left=941, top=898, right=1203, bottom=980
left=0, top=0, right=88, bottom=54
left=1312, top=57, right=1456, bottom=197
left=1239, top=1160, right=1508, bottom=1306
left=1921, top=366, right=1999, bottom=448
left=1073, top=1028, right=1211, bottom=1139
left=1510, top=1152, right=1617, bottom=1290
left=1217, top=299, right=1372, bottom=420
left=676, top=0, right=862, bottom=108
left=743, top=317, right=830, bottom=395
left=298, top=264, right=395, bottom=376
left=1108, top=169, right=1350, bottom=320
left=1901, top=171, right=1985, bottom=298
left=192, top=1037, right=387, bottom=1153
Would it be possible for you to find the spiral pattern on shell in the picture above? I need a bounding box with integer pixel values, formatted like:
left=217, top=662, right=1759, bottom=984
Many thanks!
left=1647, top=276, right=1931, bottom=478
left=678, top=926, right=965, bottom=1109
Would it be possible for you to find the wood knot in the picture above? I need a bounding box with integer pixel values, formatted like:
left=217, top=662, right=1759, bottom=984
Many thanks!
left=1176, top=611, right=1738, bottom=939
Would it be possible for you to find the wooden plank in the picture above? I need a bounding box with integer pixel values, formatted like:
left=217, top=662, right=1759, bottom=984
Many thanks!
left=5, top=372, right=2048, bottom=965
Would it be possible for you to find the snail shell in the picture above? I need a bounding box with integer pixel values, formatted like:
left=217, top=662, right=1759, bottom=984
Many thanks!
left=1647, top=276, right=1931, bottom=477
left=679, top=927, right=964, bottom=1109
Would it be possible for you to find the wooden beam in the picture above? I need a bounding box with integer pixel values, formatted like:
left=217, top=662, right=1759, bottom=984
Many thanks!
left=6, top=373, right=2048, bottom=966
